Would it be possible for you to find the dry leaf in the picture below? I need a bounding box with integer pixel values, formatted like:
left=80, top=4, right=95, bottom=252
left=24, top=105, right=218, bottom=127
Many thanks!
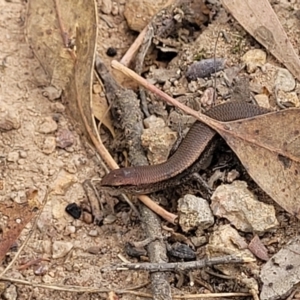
left=92, top=93, right=115, bottom=137
left=215, top=109, right=300, bottom=218
left=0, top=191, right=40, bottom=262
left=221, top=0, right=300, bottom=81
left=26, top=0, right=98, bottom=140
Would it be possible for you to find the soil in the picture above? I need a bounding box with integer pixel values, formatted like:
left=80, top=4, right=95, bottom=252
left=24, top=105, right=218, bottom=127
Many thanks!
left=0, top=0, right=300, bottom=300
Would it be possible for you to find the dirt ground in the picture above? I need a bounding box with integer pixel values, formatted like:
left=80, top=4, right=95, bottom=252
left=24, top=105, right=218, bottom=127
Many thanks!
left=1, top=0, right=300, bottom=299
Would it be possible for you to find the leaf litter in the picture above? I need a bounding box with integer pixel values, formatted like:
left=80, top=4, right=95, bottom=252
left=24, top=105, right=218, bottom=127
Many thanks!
left=2, top=0, right=300, bottom=299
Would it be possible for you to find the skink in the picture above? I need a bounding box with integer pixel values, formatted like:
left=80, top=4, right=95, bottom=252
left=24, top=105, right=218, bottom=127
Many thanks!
left=101, top=101, right=270, bottom=194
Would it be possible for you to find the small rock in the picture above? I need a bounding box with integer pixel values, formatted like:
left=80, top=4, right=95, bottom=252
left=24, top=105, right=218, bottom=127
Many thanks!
left=186, top=58, right=226, bottom=80
left=7, top=151, right=19, bottom=162
left=226, top=169, right=240, bottom=183
left=17, top=159, right=26, bottom=165
left=42, top=240, right=52, bottom=255
left=38, top=116, right=58, bottom=134
left=42, top=86, right=62, bottom=101
left=50, top=102, right=65, bottom=113
left=56, top=129, right=75, bottom=149
left=88, top=229, right=98, bottom=237
left=275, top=68, right=295, bottom=92
left=206, top=224, right=256, bottom=275
left=92, top=84, right=102, bottom=94
left=3, top=284, right=17, bottom=300
left=37, top=205, right=52, bottom=234
left=199, top=87, right=214, bottom=109
left=187, top=81, right=199, bottom=93
left=224, top=65, right=244, bottom=86
left=249, top=81, right=264, bottom=94
left=142, top=115, right=177, bottom=165
left=178, top=194, right=214, bottom=233
left=276, top=90, right=299, bottom=108
left=167, top=242, right=196, bottom=260
left=42, top=136, right=56, bottom=154
left=0, top=103, right=21, bottom=131
left=111, top=1, right=119, bottom=15
left=87, top=246, right=101, bottom=254
left=10, top=190, right=27, bottom=204
left=124, top=0, right=167, bottom=32
left=150, top=68, right=180, bottom=84
left=242, top=49, right=267, bottom=73
left=208, top=169, right=225, bottom=188
left=211, top=181, right=278, bottom=233
left=261, top=236, right=300, bottom=300
left=253, top=63, right=277, bottom=93
left=50, top=170, right=77, bottom=195
left=81, top=211, right=93, bottom=224
left=64, top=163, right=77, bottom=174
left=100, top=0, right=112, bottom=14
left=42, top=274, right=53, bottom=284
left=106, top=47, right=117, bottom=57
left=52, top=198, right=69, bottom=219
left=190, top=236, right=207, bottom=247
left=34, top=264, right=49, bottom=276
left=216, top=83, right=229, bottom=98
left=254, top=94, right=270, bottom=108
left=65, top=203, right=82, bottom=219
left=248, top=235, right=269, bottom=261
left=103, top=214, right=117, bottom=225
left=52, top=241, right=73, bottom=259
left=64, top=226, right=76, bottom=235
left=19, top=150, right=27, bottom=158
left=143, top=115, right=164, bottom=129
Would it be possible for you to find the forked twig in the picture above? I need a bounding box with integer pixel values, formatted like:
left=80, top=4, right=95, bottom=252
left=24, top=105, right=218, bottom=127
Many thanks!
left=106, top=255, right=254, bottom=272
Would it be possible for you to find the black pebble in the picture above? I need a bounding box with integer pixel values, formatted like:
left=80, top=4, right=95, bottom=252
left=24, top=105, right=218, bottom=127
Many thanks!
left=106, top=47, right=117, bottom=57
left=65, top=203, right=82, bottom=219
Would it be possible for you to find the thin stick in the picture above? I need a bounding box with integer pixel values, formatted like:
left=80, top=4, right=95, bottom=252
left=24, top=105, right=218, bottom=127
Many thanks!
left=120, top=26, right=148, bottom=66
left=173, top=292, right=251, bottom=299
left=111, top=60, right=218, bottom=128
left=108, top=255, right=254, bottom=272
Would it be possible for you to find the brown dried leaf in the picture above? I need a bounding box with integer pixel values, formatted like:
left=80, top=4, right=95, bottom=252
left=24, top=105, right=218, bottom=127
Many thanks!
left=221, top=0, right=300, bottom=81
left=0, top=192, right=40, bottom=262
left=215, top=109, right=300, bottom=218
left=92, top=93, right=115, bottom=137
left=26, top=0, right=98, bottom=139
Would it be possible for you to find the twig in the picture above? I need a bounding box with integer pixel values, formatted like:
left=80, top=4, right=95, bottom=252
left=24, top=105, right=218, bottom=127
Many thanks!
left=212, top=31, right=223, bottom=104
left=0, top=276, right=147, bottom=295
left=173, top=292, right=251, bottom=299
left=0, top=276, right=251, bottom=298
left=17, top=257, right=50, bottom=271
left=111, top=60, right=216, bottom=128
left=131, top=237, right=155, bottom=248
left=105, top=255, right=254, bottom=272
left=120, top=26, right=148, bottom=66
left=134, top=25, right=155, bottom=117
left=82, top=179, right=103, bottom=224
left=205, top=268, right=234, bottom=280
